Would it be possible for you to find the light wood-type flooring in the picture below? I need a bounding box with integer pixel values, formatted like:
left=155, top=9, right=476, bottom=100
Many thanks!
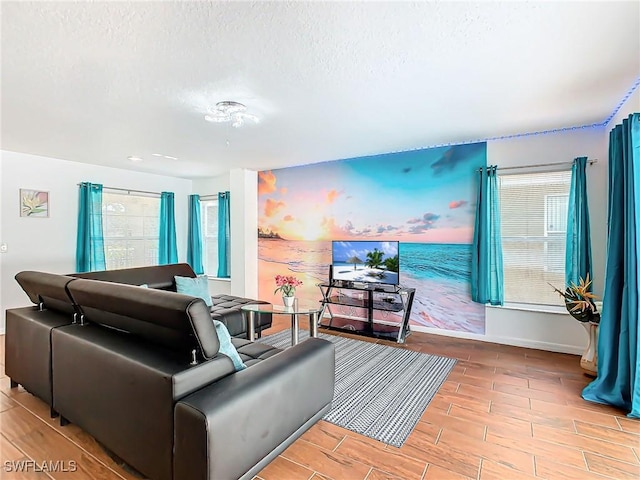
left=1, top=316, right=639, bottom=480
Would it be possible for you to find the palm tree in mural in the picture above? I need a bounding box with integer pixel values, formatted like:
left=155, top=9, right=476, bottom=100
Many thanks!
left=365, top=249, right=385, bottom=269
left=346, top=256, right=364, bottom=271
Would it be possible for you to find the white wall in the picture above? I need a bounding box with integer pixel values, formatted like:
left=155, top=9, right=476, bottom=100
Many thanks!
left=0, top=150, right=192, bottom=332
left=192, top=175, right=230, bottom=195
left=0, top=161, right=3, bottom=320
left=229, top=169, right=258, bottom=298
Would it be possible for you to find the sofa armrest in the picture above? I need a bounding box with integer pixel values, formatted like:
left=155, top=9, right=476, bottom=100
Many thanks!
left=174, top=337, right=335, bottom=480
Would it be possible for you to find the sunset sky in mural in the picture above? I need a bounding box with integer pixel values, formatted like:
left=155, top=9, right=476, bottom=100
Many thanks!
left=258, top=143, right=486, bottom=243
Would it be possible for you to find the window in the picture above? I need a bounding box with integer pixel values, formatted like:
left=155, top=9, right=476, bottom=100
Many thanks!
left=544, top=194, right=569, bottom=274
left=499, top=170, right=571, bottom=305
left=202, top=198, right=219, bottom=276
left=102, top=192, right=160, bottom=269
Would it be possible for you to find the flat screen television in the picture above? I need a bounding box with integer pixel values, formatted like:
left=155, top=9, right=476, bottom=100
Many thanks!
left=331, top=240, right=400, bottom=286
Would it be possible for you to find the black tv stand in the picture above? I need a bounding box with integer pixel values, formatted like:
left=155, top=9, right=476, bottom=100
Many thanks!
left=317, top=282, right=415, bottom=343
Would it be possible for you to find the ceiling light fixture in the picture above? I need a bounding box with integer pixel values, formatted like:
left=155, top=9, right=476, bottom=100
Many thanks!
left=127, top=156, right=143, bottom=162
left=152, top=153, right=179, bottom=160
left=204, top=101, right=259, bottom=128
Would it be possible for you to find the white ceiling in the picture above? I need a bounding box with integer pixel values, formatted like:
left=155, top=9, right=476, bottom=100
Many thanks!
left=2, top=1, right=639, bottom=179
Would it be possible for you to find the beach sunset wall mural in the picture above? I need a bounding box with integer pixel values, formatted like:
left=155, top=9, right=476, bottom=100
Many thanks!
left=258, top=142, right=487, bottom=334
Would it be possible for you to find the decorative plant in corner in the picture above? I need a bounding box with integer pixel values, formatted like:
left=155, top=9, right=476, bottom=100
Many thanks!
left=550, top=274, right=600, bottom=324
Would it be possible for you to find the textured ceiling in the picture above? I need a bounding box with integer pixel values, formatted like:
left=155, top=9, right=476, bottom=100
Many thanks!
left=1, top=1, right=639, bottom=178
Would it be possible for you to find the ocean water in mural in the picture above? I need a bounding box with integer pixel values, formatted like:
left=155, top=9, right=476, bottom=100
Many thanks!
left=257, top=143, right=487, bottom=334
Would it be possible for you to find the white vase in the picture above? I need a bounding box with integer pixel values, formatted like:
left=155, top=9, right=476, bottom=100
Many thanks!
left=580, top=322, right=598, bottom=377
left=283, top=296, right=295, bottom=307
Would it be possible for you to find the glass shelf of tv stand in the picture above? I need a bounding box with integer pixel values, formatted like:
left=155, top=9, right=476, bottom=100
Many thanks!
left=324, top=295, right=406, bottom=312
left=317, top=282, right=415, bottom=343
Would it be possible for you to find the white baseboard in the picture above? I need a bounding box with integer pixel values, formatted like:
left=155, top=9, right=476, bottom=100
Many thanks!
left=321, top=311, right=585, bottom=355
left=409, top=325, right=584, bottom=355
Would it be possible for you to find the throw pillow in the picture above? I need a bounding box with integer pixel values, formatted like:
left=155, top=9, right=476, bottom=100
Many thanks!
left=213, top=320, right=247, bottom=371
left=174, top=275, right=213, bottom=307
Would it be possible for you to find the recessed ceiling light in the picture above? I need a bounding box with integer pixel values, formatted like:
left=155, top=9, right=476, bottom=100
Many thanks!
left=151, top=153, right=179, bottom=160
left=127, top=156, right=143, bottom=162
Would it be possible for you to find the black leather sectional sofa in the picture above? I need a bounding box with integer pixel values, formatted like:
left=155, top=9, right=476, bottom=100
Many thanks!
left=5, top=264, right=335, bottom=480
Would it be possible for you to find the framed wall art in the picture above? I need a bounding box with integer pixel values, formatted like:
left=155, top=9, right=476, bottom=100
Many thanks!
left=20, top=189, right=49, bottom=218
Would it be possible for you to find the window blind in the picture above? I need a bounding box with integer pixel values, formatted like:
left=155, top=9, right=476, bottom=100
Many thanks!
left=102, top=191, right=160, bottom=269
left=499, top=170, right=572, bottom=305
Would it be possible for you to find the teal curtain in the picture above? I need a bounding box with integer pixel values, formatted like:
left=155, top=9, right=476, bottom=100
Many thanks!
left=187, top=194, right=204, bottom=275
left=75, top=182, right=106, bottom=272
left=159, top=192, right=178, bottom=265
left=566, top=156, right=593, bottom=287
left=471, top=165, right=504, bottom=305
left=217, top=191, right=230, bottom=278
left=583, top=113, right=640, bottom=418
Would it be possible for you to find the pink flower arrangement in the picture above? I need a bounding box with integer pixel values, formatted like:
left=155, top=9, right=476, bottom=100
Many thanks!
left=274, top=275, right=303, bottom=297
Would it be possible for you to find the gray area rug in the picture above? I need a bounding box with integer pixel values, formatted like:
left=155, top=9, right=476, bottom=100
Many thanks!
left=257, top=330, right=457, bottom=447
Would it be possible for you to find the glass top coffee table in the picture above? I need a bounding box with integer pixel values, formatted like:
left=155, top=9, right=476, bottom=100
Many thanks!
left=241, top=302, right=322, bottom=346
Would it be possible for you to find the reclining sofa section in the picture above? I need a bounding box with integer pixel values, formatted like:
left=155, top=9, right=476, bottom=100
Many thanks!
left=71, top=262, right=273, bottom=338
left=6, top=268, right=336, bottom=480
left=5, top=271, right=77, bottom=410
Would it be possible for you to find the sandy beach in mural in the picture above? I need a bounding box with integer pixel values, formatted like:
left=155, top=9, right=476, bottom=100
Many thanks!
left=258, top=249, right=326, bottom=309
left=258, top=239, right=485, bottom=334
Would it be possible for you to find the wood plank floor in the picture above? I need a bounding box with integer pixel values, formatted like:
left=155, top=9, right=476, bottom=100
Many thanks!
left=1, top=317, right=639, bottom=480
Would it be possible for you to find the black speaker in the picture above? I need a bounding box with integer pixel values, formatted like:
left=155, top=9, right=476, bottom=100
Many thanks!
left=329, top=264, right=333, bottom=284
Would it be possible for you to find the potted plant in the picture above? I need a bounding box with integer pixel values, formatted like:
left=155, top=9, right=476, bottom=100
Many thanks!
left=550, top=274, right=600, bottom=324
left=550, top=274, right=600, bottom=376
left=274, top=274, right=303, bottom=307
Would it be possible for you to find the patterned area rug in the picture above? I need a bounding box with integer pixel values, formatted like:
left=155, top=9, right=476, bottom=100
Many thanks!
left=257, top=330, right=456, bottom=447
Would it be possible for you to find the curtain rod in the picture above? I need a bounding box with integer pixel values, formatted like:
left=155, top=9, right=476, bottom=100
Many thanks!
left=479, top=159, right=598, bottom=172
left=77, top=184, right=162, bottom=197
left=199, top=192, right=228, bottom=200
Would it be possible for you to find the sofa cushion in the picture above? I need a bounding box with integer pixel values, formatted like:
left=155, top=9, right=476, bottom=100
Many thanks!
left=210, top=295, right=271, bottom=337
left=232, top=338, right=281, bottom=367
left=175, top=275, right=213, bottom=307
left=213, top=320, right=246, bottom=371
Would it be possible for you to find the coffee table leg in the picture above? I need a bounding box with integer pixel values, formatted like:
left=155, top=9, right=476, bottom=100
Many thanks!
left=310, top=312, right=319, bottom=338
left=247, top=311, right=256, bottom=342
left=292, top=313, right=299, bottom=346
